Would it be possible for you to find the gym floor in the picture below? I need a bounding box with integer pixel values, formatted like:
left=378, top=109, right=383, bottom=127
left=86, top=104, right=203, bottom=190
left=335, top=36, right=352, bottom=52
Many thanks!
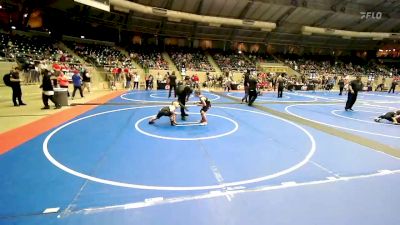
left=0, top=88, right=399, bottom=225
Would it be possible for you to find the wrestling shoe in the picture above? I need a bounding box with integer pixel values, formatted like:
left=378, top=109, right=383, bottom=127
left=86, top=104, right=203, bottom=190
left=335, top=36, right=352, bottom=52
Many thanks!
left=374, top=118, right=381, bottom=122
left=200, top=122, right=208, bottom=126
left=149, top=120, right=155, bottom=124
left=171, top=121, right=177, bottom=126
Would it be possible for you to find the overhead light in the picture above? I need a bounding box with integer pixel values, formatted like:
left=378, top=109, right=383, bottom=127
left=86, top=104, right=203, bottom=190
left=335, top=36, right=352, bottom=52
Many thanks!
left=24, top=13, right=28, bottom=18
left=11, top=26, right=16, bottom=30
left=0, top=5, right=3, bottom=9
left=378, top=49, right=383, bottom=52
left=81, top=35, right=85, bottom=39
left=393, top=49, right=396, bottom=51
left=238, top=50, right=242, bottom=54
left=48, top=31, right=51, bottom=34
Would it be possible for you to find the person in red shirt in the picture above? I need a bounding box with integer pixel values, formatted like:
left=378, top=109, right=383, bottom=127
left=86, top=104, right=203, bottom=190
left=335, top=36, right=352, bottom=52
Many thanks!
left=192, top=74, right=199, bottom=89
left=57, top=71, right=70, bottom=97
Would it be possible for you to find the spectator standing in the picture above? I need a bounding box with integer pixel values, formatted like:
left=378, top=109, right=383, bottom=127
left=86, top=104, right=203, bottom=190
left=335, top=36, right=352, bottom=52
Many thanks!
left=57, top=71, right=70, bottom=97
left=248, top=74, right=258, bottom=106
left=242, top=70, right=250, bottom=103
left=71, top=70, right=84, bottom=99
left=388, top=79, right=397, bottom=93
left=125, top=71, right=132, bottom=89
left=168, top=71, right=177, bottom=98
left=133, top=72, right=140, bottom=90
left=41, top=70, right=61, bottom=109
left=338, top=76, right=345, bottom=95
left=148, top=74, right=154, bottom=90
left=277, top=74, right=285, bottom=98
left=82, top=69, right=91, bottom=94
left=10, top=67, right=26, bottom=106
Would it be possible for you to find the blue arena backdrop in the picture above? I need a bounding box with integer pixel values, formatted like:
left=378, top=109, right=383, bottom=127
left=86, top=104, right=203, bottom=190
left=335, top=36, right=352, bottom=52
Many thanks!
left=74, top=0, right=110, bottom=12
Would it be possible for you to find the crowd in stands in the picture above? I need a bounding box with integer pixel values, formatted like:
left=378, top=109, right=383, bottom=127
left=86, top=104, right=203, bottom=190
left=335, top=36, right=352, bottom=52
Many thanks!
left=128, top=46, right=168, bottom=70
left=247, top=53, right=276, bottom=64
left=280, top=54, right=397, bottom=79
left=69, top=42, right=131, bottom=70
left=169, top=48, right=214, bottom=72
left=212, top=51, right=256, bottom=72
left=0, top=33, right=88, bottom=84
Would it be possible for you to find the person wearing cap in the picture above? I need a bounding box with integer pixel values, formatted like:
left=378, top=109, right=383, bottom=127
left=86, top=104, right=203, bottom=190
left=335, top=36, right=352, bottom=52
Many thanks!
left=149, top=101, right=180, bottom=126
left=374, top=110, right=400, bottom=124
left=345, top=75, right=362, bottom=111
left=71, top=70, right=84, bottom=100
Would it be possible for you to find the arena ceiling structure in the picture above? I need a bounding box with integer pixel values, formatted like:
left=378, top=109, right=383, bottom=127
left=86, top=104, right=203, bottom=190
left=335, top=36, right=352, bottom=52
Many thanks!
left=2, top=0, right=400, bottom=50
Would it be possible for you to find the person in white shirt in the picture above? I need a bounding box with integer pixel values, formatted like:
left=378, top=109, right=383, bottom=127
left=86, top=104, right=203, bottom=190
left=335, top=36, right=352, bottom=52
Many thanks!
left=133, top=73, right=140, bottom=89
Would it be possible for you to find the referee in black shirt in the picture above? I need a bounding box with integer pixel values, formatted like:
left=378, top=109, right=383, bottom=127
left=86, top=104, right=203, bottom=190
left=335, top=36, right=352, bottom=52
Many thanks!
left=345, top=76, right=362, bottom=111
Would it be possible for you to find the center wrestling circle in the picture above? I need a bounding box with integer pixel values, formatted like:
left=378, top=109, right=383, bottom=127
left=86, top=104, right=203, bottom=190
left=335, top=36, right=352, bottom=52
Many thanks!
left=43, top=105, right=316, bottom=191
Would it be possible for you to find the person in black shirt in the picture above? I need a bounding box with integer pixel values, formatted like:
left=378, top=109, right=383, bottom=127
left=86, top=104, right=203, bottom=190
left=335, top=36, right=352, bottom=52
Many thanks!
left=241, top=70, right=250, bottom=103
left=345, top=76, right=362, bottom=111
left=176, top=81, right=192, bottom=120
left=41, top=70, right=61, bottom=109
left=82, top=69, right=91, bottom=93
left=248, top=75, right=258, bottom=106
left=388, top=79, right=397, bottom=94
left=168, top=71, right=177, bottom=98
left=277, top=74, right=285, bottom=98
left=10, top=67, right=26, bottom=107
left=338, top=76, right=345, bottom=95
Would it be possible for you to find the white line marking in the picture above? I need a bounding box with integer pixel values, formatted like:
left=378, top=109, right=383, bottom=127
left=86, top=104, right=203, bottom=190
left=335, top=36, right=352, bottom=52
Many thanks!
left=136, top=113, right=239, bottom=141
left=281, top=181, right=297, bottom=186
left=43, top=207, right=60, bottom=214
left=68, top=169, right=400, bottom=215
left=285, top=104, right=400, bottom=139
left=175, top=123, right=204, bottom=127
left=43, top=106, right=316, bottom=191
left=310, top=160, right=340, bottom=178
left=361, top=103, right=397, bottom=110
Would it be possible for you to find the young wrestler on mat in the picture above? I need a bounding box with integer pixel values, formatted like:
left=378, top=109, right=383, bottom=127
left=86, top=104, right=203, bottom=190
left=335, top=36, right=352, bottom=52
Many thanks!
left=374, top=110, right=400, bottom=125
left=149, top=101, right=180, bottom=126
left=194, top=90, right=211, bottom=125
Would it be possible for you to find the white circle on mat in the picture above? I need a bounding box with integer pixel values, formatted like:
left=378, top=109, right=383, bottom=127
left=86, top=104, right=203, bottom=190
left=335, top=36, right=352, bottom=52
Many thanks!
left=285, top=104, right=400, bottom=138
left=43, top=106, right=316, bottom=191
left=135, top=113, right=238, bottom=141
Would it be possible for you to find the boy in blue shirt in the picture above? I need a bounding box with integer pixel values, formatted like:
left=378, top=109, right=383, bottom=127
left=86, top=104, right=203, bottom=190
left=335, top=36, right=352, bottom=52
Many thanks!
left=71, top=70, right=84, bottom=99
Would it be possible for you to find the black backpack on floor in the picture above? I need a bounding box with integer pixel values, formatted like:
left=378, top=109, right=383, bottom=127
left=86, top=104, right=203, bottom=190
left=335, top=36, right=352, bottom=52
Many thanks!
left=3, top=73, right=11, bottom=86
